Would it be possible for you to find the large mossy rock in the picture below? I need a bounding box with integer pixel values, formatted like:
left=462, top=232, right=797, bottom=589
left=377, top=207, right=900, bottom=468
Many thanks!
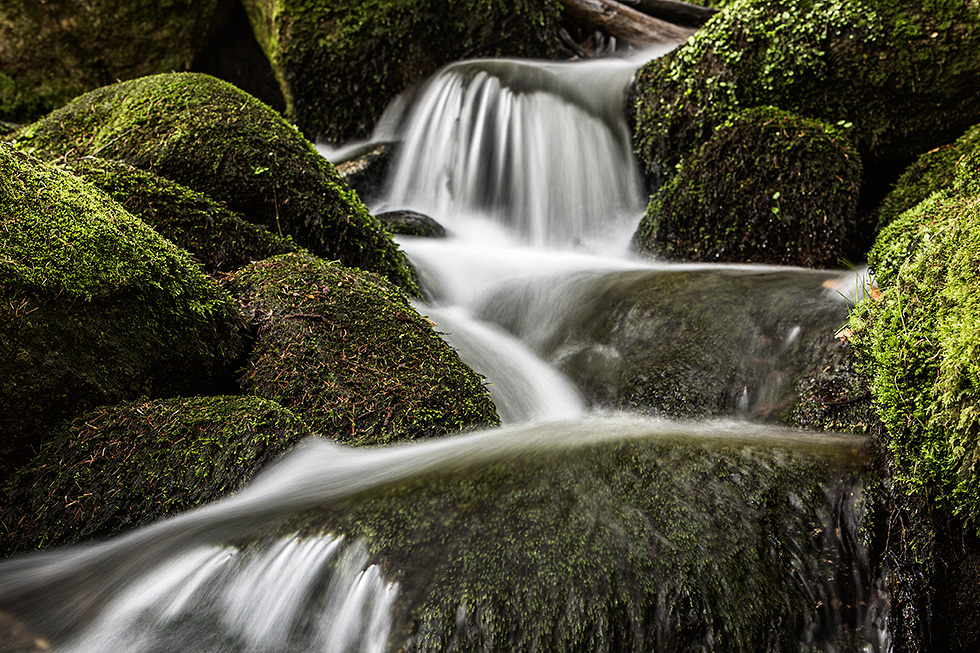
left=64, top=157, right=300, bottom=274
left=11, top=72, right=418, bottom=293
left=0, top=143, right=244, bottom=481
left=478, top=266, right=849, bottom=421
left=241, top=0, right=567, bottom=142
left=0, top=396, right=312, bottom=557
left=0, top=0, right=233, bottom=124
left=635, top=106, right=861, bottom=266
left=291, top=423, right=870, bottom=651
left=225, top=252, right=499, bottom=445
left=631, top=0, right=980, bottom=205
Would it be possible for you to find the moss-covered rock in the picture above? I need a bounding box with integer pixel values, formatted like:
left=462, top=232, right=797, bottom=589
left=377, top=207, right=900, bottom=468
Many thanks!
left=0, top=396, right=312, bottom=557
left=0, top=142, right=244, bottom=481
left=0, top=0, right=233, bottom=124
left=225, top=252, right=499, bottom=445
left=64, top=156, right=300, bottom=274
left=635, top=106, right=861, bottom=266
left=290, top=424, right=869, bottom=651
left=241, top=0, right=567, bottom=142
left=849, top=186, right=980, bottom=530
left=631, top=0, right=980, bottom=205
left=875, top=122, right=980, bottom=230
left=11, top=72, right=418, bottom=293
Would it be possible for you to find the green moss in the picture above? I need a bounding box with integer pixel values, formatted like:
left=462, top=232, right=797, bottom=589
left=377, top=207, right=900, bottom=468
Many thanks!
left=635, top=105, right=861, bottom=266
left=11, top=72, right=418, bottom=293
left=631, top=0, right=980, bottom=197
left=242, top=0, right=566, bottom=141
left=0, top=142, right=244, bottom=480
left=0, top=396, right=312, bottom=556
left=875, top=122, right=980, bottom=229
left=0, top=0, right=231, bottom=123
left=64, top=156, right=300, bottom=274
left=290, top=430, right=866, bottom=651
left=225, top=252, right=499, bottom=445
left=850, top=190, right=980, bottom=531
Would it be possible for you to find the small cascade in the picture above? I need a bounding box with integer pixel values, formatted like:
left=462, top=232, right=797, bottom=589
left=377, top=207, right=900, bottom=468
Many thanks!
left=381, top=57, right=650, bottom=247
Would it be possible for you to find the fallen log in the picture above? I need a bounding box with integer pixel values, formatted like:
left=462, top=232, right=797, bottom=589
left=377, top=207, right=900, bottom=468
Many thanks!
left=558, top=0, right=697, bottom=47
left=619, top=0, right=719, bottom=27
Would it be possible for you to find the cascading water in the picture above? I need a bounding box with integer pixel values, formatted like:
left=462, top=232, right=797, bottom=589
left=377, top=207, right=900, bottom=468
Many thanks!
left=0, top=51, right=887, bottom=652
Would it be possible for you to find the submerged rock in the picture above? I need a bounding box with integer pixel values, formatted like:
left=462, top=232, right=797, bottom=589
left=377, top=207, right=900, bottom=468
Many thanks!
left=635, top=106, right=861, bottom=267
left=225, top=252, right=499, bottom=445
left=64, top=157, right=300, bottom=274
left=0, top=396, right=312, bottom=557
left=240, top=0, right=568, bottom=142
left=11, top=72, right=418, bottom=293
left=0, top=143, right=244, bottom=481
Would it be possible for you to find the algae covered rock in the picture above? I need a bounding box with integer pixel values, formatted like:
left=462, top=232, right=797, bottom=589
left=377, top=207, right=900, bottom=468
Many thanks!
left=631, top=0, right=980, bottom=201
left=64, top=157, right=300, bottom=274
left=12, top=72, right=418, bottom=293
left=0, top=142, right=244, bottom=480
left=241, top=0, right=567, bottom=142
left=0, top=396, right=312, bottom=557
left=635, top=106, right=861, bottom=266
left=0, top=0, right=233, bottom=124
left=225, top=252, right=499, bottom=445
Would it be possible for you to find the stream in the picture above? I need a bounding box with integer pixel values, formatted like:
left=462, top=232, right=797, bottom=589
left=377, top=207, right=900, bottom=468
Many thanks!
left=0, top=50, right=885, bottom=652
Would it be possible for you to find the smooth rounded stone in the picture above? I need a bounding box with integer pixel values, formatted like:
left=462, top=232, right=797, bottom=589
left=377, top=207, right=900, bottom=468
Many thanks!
left=377, top=210, right=448, bottom=239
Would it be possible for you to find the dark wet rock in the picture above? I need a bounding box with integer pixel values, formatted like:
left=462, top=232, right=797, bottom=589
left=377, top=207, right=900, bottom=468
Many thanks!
left=377, top=210, right=447, bottom=239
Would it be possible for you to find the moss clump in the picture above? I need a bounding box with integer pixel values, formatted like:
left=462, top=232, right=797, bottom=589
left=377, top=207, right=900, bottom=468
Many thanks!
left=291, top=428, right=867, bottom=651
left=0, top=142, right=244, bottom=480
left=0, top=396, right=312, bottom=556
left=11, top=72, right=418, bottom=293
left=850, top=188, right=980, bottom=531
left=875, top=122, right=980, bottom=229
left=635, top=106, right=861, bottom=266
left=225, top=252, right=499, bottom=445
left=631, top=0, right=980, bottom=201
left=0, top=0, right=232, bottom=124
left=64, top=156, right=299, bottom=274
left=242, top=0, right=566, bottom=142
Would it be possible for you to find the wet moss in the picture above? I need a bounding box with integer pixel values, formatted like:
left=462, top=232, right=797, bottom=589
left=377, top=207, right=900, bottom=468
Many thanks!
left=0, top=0, right=233, bottom=124
left=64, top=156, right=300, bottom=274
left=0, top=396, right=312, bottom=556
left=11, top=72, right=418, bottom=293
left=0, top=142, right=244, bottom=481
left=635, top=106, right=861, bottom=266
left=631, top=0, right=980, bottom=204
left=291, top=431, right=868, bottom=651
left=242, top=0, right=567, bottom=142
left=849, top=188, right=980, bottom=532
left=225, top=252, right=499, bottom=445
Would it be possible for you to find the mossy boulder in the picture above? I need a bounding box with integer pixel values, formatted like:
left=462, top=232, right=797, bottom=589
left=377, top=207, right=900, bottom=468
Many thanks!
left=64, top=156, right=300, bottom=274
left=0, top=142, right=244, bottom=481
left=290, top=424, right=869, bottom=651
left=225, top=252, right=499, bottom=445
left=849, top=187, right=980, bottom=531
left=631, top=0, right=980, bottom=206
left=241, top=0, right=567, bottom=142
left=635, top=106, right=861, bottom=266
left=0, top=396, right=312, bottom=557
left=0, top=0, right=233, bottom=124
left=875, top=121, right=980, bottom=230
left=11, top=72, right=418, bottom=293
left=479, top=266, right=849, bottom=421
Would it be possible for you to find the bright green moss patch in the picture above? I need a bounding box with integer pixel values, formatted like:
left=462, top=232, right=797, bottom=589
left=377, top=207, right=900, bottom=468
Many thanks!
left=850, top=191, right=980, bottom=531
left=242, top=0, right=566, bottom=142
left=0, top=142, right=244, bottom=480
left=64, top=156, right=300, bottom=274
left=225, top=252, right=499, bottom=445
left=12, top=72, right=418, bottom=293
left=635, top=106, right=861, bottom=266
left=631, top=0, right=980, bottom=199
left=0, top=396, right=312, bottom=556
